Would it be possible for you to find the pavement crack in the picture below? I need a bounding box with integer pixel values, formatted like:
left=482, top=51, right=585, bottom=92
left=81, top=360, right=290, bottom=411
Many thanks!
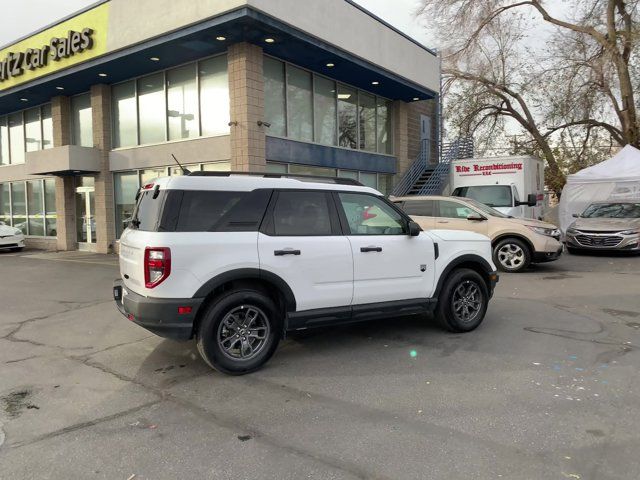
left=7, top=400, right=161, bottom=449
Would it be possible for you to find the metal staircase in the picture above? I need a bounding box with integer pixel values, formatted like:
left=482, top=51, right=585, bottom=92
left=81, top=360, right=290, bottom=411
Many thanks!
left=392, top=137, right=474, bottom=197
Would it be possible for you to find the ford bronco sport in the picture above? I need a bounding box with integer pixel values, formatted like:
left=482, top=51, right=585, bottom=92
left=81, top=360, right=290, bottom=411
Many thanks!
left=113, top=173, right=498, bottom=375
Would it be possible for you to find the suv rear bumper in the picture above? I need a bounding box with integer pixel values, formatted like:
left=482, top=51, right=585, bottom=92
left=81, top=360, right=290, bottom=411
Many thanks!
left=113, top=279, right=203, bottom=340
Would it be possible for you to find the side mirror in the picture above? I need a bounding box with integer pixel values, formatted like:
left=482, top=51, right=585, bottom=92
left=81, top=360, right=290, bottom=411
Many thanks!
left=526, top=193, right=537, bottom=207
left=408, top=220, right=422, bottom=237
left=467, top=214, right=486, bottom=221
left=572, top=213, right=580, bottom=218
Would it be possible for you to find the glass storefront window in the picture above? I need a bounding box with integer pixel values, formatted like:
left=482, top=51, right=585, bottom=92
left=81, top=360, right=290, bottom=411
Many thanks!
left=359, top=172, right=377, bottom=189
left=138, top=73, right=166, bottom=145
left=9, top=113, right=25, bottom=164
left=167, top=64, right=199, bottom=141
left=286, top=66, right=313, bottom=142
left=337, top=170, right=359, bottom=180
left=112, top=81, right=137, bottom=148
left=201, top=162, right=230, bottom=171
left=377, top=174, right=393, bottom=196
left=0, top=183, right=10, bottom=225
left=377, top=98, right=393, bottom=154
left=114, top=172, right=139, bottom=238
left=359, top=92, right=376, bottom=152
left=42, top=104, right=53, bottom=150
left=140, top=168, right=165, bottom=185
left=24, top=108, right=42, bottom=153
left=11, top=182, right=26, bottom=234
left=266, top=162, right=287, bottom=174
left=0, top=117, right=8, bottom=166
left=27, top=180, right=45, bottom=236
left=338, top=85, right=358, bottom=149
left=264, top=57, right=286, bottom=137
left=199, top=55, right=230, bottom=137
left=289, top=164, right=336, bottom=177
left=44, top=178, right=57, bottom=236
left=71, top=93, right=93, bottom=147
left=314, top=76, right=336, bottom=146
left=263, top=57, right=394, bottom=155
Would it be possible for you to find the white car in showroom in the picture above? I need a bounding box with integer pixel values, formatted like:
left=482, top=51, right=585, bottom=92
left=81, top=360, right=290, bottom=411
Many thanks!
left=0, top=221, right=25, bottom=252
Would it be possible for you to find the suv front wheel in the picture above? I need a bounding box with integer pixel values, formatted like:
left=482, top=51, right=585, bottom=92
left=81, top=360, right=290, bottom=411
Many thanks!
left=196, top=289, right=282, bottom=375
left=436, top=268, right=488, bottom=332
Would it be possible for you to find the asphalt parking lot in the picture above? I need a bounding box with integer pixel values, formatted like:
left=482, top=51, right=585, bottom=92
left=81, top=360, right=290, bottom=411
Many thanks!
left=0, top=250, right=639, bottom=480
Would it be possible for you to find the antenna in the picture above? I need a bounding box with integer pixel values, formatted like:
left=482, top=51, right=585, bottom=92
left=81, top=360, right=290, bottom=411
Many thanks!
left=171, top=154, right=191, bottom=175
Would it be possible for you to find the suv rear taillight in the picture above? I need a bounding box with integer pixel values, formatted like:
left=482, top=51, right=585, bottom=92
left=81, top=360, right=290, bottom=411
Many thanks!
left=144, top=247, right=171, bottom=288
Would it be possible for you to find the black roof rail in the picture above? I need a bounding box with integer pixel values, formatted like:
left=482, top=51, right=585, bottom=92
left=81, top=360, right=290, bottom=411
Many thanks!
left=186, top=171, right=363, bottom=186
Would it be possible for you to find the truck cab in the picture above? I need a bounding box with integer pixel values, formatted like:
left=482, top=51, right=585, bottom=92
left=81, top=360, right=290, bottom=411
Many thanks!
left=451, top=184, right=538, bottom=218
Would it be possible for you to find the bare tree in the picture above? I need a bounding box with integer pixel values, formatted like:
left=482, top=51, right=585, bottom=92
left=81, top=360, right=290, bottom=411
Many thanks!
left=418, top=0, right=639, bottom=194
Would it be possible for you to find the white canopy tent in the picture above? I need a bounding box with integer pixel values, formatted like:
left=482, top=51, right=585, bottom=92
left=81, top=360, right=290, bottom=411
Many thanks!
left=558, top=145, right=640, bottom=232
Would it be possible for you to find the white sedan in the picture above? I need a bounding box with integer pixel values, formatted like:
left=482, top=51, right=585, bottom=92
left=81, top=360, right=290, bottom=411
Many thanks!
left=0, top=221, right=25, bottom=252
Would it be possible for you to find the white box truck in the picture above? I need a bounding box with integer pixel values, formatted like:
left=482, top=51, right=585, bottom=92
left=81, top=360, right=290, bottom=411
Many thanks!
left=450, top=155, right=545, bottom=219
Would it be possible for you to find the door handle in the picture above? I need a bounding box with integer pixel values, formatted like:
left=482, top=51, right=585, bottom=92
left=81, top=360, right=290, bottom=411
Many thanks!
left=274, top=249, right=301, bottom=256
left=360, top=246, right=382, bottom=252
left=436, top=220, right=449, bottom=224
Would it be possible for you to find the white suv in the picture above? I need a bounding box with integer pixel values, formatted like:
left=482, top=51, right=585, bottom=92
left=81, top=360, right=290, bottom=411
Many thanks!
left=113, top=173, right=499, bottom=375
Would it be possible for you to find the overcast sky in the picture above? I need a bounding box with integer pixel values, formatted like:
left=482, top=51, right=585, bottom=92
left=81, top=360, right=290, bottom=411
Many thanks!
left=0, top=0, right=433, bottom=48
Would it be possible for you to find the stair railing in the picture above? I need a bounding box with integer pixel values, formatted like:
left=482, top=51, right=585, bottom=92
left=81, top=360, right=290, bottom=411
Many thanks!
left=418, top=137, right=473, bottom=195
left=391, top=139, right=429, bottom=196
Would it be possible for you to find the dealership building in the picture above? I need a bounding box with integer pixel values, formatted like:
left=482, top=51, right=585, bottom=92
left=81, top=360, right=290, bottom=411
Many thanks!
left=0, top=0, right=440, bottom=253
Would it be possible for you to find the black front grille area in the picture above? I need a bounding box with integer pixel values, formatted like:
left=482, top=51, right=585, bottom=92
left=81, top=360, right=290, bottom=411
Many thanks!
left=575, top=234, right=623, bottom=247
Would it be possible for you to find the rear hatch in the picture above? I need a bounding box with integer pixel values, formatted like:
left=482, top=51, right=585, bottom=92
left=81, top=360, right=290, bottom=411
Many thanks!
left=119, top=178, right=171, bottom=296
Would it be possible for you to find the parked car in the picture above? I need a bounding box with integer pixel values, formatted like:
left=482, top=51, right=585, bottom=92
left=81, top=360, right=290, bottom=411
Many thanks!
left=393, top=195, right=562, bottom=273
left=565, top=201, right=640, bottom=253
left=113, top=173, right=499, bottom=375
left=0, top=221, right=25, bottom=252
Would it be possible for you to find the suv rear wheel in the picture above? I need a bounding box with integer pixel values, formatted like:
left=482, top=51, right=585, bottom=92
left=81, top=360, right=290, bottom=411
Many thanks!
left=196, top=289, right=282, bottom=375
left=493, top=238, right=531, bottom=272
left=436, top=268, right=488, bottom=332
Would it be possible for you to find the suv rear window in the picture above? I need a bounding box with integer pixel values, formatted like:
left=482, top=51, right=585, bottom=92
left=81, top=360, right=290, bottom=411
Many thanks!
left=130, top=188, right=166, bottom=231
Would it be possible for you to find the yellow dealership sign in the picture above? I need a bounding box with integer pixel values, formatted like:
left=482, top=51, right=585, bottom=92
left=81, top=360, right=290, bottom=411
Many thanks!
left=0, top=2, right=110, bottom=92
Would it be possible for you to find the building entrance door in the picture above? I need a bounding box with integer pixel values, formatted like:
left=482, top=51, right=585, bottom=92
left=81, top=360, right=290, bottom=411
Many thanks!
left=75, top=177, right=96, bottom=251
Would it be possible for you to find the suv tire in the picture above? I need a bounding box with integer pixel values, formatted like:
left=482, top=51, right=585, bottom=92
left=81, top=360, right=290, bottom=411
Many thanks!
left=196, top=289, right=282, bottom=375
left=436, top=268, right=488, bottom=332
left=493, top=238, right=531, bottom=272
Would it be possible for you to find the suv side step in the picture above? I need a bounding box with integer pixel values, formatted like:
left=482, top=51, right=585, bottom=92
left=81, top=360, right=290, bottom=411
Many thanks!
left=287, top=298, right=437, bottom=330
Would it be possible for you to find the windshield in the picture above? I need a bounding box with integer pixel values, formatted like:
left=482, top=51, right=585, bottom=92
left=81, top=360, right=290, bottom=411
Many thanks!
left=453, top=185, right=513, bottom=208
left=582, top=203, right=640, bottom=219
left=462, top=198, right=509, bottom=218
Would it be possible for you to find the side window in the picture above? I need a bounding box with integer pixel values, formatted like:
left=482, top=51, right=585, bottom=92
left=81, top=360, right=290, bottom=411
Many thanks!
left=338, top=193, right=406, bottom=235
left=437, top=200, right=475, bottom=219
left=273, top=191, right=333, bottom=236
left=402, top=200, right=434, bottom=217
left=174, top=191, right=246, bottom=231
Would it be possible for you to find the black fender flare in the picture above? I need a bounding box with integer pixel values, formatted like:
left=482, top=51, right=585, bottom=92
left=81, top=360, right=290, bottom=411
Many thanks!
left=192, top=268, right=297, bottom=312
left=433, top=254, right=494, bottom=298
